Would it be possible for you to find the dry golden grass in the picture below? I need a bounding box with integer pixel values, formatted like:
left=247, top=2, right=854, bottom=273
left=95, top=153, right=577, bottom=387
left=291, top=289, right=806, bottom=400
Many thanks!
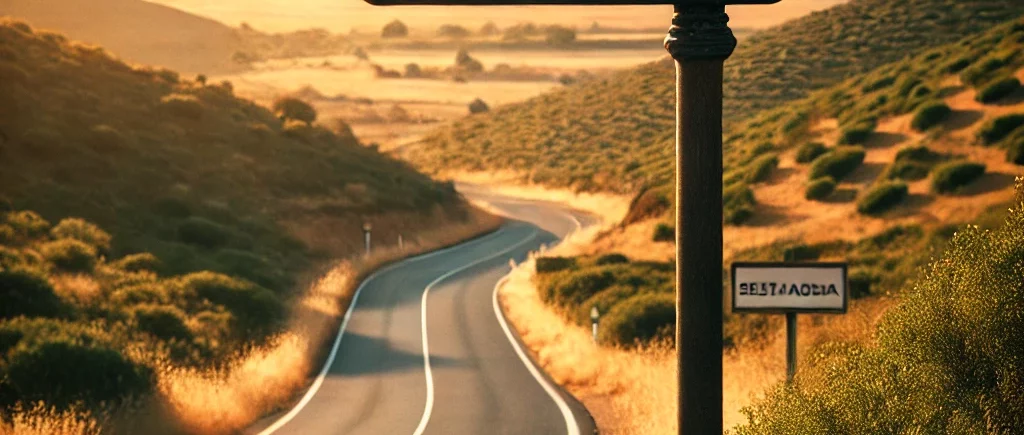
left=0, top=404, right=101, bottom=435
left=4, top=210, right=502, bottom=435
left=49, top=274, right=102, bottom=306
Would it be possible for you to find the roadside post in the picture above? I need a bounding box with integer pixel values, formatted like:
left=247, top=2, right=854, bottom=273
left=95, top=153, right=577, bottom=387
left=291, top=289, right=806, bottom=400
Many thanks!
left=363, top=222, right=372, bottom=257
left=731, top=262, right=848, bottom=382
left=590, top=306, right=600, bottom=343
left=363, top=1, right=781, bottom=432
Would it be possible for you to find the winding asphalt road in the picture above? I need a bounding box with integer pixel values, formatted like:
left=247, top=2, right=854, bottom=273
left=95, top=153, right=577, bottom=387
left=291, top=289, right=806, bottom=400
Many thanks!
left=248, top=188, right=598, bottom=435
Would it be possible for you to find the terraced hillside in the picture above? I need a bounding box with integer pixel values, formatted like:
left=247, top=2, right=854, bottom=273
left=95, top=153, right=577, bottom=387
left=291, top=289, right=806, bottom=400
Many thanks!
left=408, top=0, right=1024, bottom=195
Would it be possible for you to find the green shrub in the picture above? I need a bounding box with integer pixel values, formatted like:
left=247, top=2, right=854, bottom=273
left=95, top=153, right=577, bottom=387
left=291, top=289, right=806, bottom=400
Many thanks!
left=39, top=239, right=98, bottom=273
left=153, top=197, right=192, bottom=218
left=861, top=75, right=896, bottom=93
left=4, top=211, right=50, bottom=239
left=942, top=56, right=972, bottom=73
left=782, top=244, right=822, bottom=261
left=133, top=305, right=192, bottom=341
left=895, top=76, right=923, bottom=97
left=975, top=76, right=1020, bottom=103
left=1008, top=135, right=1024, bottom=165
left=580, top=285, right=636, bottom=326
left=595, top=253, right=629, bottom=266
left=795, top=142, right=828, bottom=164
left=652, top=223, right=674, bottom=242
left=536, top=256, right=576, bottom=274
left=838, top=122, right=875, bottom=145
left=931, top=161, right=986, bottom=193
left=547, top=270, right=615, bottom=307
left=0, top=224, right=16, bottom=245
left=960, top=55, right=1008, bottom=87
left=177, top=272, right=283, bottom=335
left=724, top=183, right=756, bottom=225
left=3, top=339, right=153, bottom=409
left=177, top=217, right=230, bottom=249
left=885, top=161, right=931, bottom=181
left=110, top=283, right=169, bottom=306
left=159, top=94, right=203, bottom=120
left=600, top=293, right=675, bottom=346
left=112, top=253, right=161, bottom=273
left=809, top=146, right=867, bottom=181
left=910, top=101, right=951, bottom=131
left=734, top=193, right=1024, bottom=434
left=977, top=113, right=1024, bottom=144
left=895, top=145, right=942, bottom=162
left=857, top=181, right=909, bottom=215
left=805, top=177, right=837, bottom=201
left=623, top=186, right=671, bottom=225
left=848, top=268, right=880, bottom=299
left=50, top=218, right=111, bottom=252
left=272, top=97, right=317, bottom=125
left=0, top=268, right=64, bottom=320
left=746, top=153, right=779, bottom=183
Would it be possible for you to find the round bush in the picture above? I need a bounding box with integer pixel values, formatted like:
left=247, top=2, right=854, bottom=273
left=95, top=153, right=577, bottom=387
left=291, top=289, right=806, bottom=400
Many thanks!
left=805, top=177, right=837, bottom=201
left=548, top=270, right=614, bottom=307
left=652, top=223, right=674, bottom=242
left=0, top=224, right=16, bottom=245
left=857, top=182, right=909, bottom=215
left=0, top=269, right=64, bottom=320
left=579, top=285, right=635, bottom=326
left=535, top=257, right=576, bottom=274
left=4, top=211, right=50, bottom=239
left=177, top=272, right=283, bottom=334
left=848, top=269, right=880, bottom=299
left=113, top=252, right=162, bottom=273
left=975, top=77, right=1020, bottom=104
left=39, top=239, right=98, bottom=273
left=809, top=146, right=867, bottom=181
left=4, top=340, right=154, bottom=408
left=931, top=161, right=986, bottom=194
left=111, top=283, right=170, bottom=306
left=159, top=94, right=203, bottom=120
left=911, top=102, right=951, bottom=131
left=885, top=161, right=931, bottom=181
left=895, top=145, right=941, bottom=162
left=51, top=218, right=111, bottom=252
left=595, top=253, right=629, bottom=266
left=724, top=183, right=756, bottom=225
left=977, top=114, right=1024, bottom=145
left=133, top=305, right=193, bottom=341
left=177, top=217, right=230, bottom=249
left=795, top=142, right=828, bottom=164
left=745, top=153, right=779, bottom=183
left=600, top=293, right=675, bottom=346
left=838, top=123, right=874, bottom=145
left=1008, top=136, right=1024, bottom=165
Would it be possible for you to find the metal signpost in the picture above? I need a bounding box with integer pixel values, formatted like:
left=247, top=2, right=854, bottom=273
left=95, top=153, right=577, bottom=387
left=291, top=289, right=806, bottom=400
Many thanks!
left=731, top=262, right=848, bottom=381
left=363, top=222, right=373, bottom=257
left=363, top=0, right=781, bottom=432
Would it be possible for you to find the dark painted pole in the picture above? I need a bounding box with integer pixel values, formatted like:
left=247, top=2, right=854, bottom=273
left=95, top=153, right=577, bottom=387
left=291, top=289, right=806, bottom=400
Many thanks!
left=786, top=312, right=797, bottom=382
left=664, top=4, right=736, bottom=434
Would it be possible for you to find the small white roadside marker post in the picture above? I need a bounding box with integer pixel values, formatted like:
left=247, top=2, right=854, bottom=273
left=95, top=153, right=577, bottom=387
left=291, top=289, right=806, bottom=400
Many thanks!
left=398, top=234, right=404, bottom=250
left=590, top=306, right=600, bottom=343
left=732, top=262, right=848, bottom=383
left=363, top=223, right=372, bottom=257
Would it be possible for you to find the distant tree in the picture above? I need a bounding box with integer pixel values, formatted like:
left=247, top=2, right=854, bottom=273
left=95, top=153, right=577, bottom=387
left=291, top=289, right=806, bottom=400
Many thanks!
left=381, top=20, right=408, bottom=38
left=352, top=46, right=369, bottom=61
left=545, top=25, right=576, bottom=46
left=195, top=74, right=207, bottom=86
left=437, top=24, right=470, bottom=39
left=502, top=22, right=538, bottom=41
left=239, top=22, right=254, bottom=32
left=468, top=98, right=489, bottom=114
left=455, top=49, right=484, bottom=73
left=480, top=21, right=499, bottom=36
left=272, top=97, right=317, bottom=126
left=404, top=63, right=422, bottom=78
left=332, top=118, right=359, bottom=145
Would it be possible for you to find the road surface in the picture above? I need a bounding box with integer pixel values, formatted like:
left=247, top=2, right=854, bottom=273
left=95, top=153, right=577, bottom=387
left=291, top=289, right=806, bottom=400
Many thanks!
left=248, top=188, right=599, bottom=435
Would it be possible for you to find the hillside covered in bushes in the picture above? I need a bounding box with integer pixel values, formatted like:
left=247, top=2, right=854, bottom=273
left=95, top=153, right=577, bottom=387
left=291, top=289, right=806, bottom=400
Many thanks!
left=408, top=0, right=1023, bottom=196
left=0, top=19, right=471, bottom=294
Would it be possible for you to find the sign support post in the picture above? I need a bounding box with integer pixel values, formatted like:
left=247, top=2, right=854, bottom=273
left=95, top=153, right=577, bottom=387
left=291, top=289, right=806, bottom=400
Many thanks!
left=786, top=312, right=797, bottom=382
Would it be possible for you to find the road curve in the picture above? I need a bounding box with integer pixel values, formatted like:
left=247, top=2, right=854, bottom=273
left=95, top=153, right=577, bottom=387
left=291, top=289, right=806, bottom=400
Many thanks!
left=247, top=190, right=598, bottom=435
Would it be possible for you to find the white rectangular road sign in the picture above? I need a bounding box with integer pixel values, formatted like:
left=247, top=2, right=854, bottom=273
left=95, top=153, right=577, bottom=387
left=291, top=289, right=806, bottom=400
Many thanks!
left=731, top=262, right=848, bottom=314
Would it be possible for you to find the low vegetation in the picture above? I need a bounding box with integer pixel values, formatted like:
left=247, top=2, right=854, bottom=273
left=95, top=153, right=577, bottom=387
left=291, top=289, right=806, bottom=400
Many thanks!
left=857, top=181, right=909, bottom=214
left=805, top=177, right=837, bottom=201
left=975, top=76, right=1021, bottom=103
left=978, top=113, right=1024, bottom=144
left=795, top=142, right=828, bottom=164
left=808, top=146, right=867, bottom=181
left=931, top=161, right=986, bottom=193
left=910, top=101, right=951, bottom=131
left=735, top=181, right=1024, bottom=434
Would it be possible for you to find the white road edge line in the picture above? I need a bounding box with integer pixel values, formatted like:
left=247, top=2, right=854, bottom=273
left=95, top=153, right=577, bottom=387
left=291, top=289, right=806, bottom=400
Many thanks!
left=492, top=275, right=581, bottom=435
left=488, top=210, right=583, bottom=435
left=258, top=227, right=509, bottom=435
left=413, top=228, right=540, bottom=435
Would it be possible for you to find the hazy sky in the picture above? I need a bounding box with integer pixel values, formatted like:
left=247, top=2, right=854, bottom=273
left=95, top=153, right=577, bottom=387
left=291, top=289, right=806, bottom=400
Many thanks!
left=151, top=0, right=847, bottom=33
